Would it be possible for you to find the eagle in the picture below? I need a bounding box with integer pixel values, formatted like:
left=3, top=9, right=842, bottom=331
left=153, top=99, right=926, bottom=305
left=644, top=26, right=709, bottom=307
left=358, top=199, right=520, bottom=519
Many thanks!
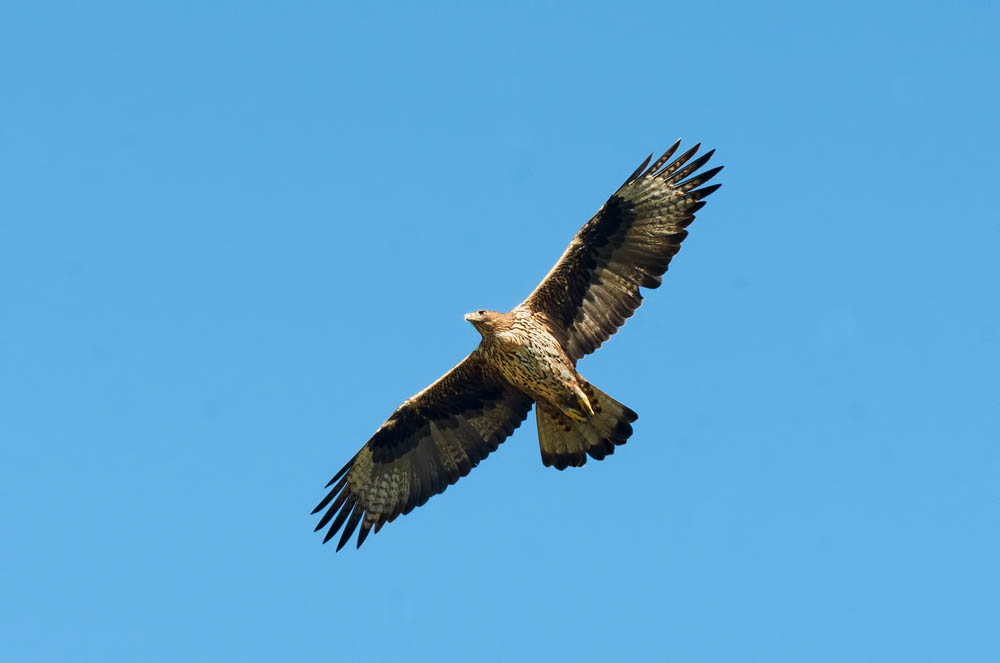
left=313, top=141, right=722, bottom=550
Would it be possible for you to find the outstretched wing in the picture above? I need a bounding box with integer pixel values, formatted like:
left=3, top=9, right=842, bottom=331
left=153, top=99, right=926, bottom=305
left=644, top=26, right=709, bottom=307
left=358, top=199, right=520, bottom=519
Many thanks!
left=312, top=354, right=533, bottom=550
left=521, top=141, right=722, bottom=361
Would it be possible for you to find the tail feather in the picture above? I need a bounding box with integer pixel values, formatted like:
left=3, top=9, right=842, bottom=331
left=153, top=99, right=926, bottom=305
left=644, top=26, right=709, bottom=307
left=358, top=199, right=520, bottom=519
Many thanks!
left=536, top=382, right=637, bottom=470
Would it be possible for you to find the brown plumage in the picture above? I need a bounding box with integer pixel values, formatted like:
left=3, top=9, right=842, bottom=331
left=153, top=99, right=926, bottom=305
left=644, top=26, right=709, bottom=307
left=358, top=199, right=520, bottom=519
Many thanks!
left=314, top=141, right=722, bottom=550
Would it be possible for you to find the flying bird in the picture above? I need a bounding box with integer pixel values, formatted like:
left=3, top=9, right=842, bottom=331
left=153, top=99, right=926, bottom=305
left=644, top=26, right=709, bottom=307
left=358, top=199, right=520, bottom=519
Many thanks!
left=313, top=141, right=722, bottom=550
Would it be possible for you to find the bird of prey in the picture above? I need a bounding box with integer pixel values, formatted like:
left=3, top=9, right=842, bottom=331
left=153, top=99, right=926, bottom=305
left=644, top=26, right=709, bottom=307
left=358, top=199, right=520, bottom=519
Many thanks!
left=313, top=141, right=722, bottom=550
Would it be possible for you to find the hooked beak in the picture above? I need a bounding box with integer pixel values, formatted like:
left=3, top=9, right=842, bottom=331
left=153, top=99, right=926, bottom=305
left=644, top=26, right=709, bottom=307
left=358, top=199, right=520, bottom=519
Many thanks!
left=464, top=312, right=474, bottom=322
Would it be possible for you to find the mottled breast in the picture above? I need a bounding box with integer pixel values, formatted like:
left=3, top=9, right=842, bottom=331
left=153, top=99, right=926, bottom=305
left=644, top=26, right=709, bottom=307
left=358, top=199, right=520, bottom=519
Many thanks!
left=481, top=310, right=579, bottom=407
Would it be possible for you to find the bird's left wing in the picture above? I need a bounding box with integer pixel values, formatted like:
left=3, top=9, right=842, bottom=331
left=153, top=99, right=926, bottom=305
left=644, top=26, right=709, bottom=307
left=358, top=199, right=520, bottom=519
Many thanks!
left=521, top=141, right=722, bottom=361
left=312, top=353, right=533, bottom=550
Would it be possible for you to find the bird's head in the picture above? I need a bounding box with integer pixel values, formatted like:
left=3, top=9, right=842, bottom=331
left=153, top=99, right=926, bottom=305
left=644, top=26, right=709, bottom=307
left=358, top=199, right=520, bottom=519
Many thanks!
left=464, top=309, right=500, bottom=336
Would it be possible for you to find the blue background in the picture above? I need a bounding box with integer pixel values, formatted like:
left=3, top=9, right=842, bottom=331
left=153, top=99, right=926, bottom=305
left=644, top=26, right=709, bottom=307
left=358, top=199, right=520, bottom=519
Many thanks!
left=3, top=2, right=997, bottom=661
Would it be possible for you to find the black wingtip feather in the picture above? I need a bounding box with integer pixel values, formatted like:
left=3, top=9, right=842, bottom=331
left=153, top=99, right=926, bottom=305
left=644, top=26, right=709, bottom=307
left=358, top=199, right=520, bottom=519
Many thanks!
left=356, top=520, right=373, bottom=549
left=314, top=483, right=351, bottom=530
left=643, top=140, right=682, bottom=177
left=657, top=143, right=701, bottom=180
left=326, top=457, right=355, bottom=488
left=622, top=153, right=653, bottom=187
left=312, top=474, right=349, bottom=515
left=336, top=503, right=365, bottom=551
left=692, top=183, right=722, bottom=200
left=323, top=498, right=357, bottom=544
left=680, top=165, right=723, bottom=192
left=668, top=150, right=715, bottom=185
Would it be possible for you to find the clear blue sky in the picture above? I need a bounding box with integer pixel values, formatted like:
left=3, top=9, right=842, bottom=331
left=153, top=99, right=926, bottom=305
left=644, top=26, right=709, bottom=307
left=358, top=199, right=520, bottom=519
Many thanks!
left=2, top=2, right=997, bottom=661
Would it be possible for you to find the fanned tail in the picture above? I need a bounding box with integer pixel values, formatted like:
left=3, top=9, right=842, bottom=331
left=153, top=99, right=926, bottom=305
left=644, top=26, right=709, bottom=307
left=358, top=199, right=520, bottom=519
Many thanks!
left=536, top=382, right=637, bottom=470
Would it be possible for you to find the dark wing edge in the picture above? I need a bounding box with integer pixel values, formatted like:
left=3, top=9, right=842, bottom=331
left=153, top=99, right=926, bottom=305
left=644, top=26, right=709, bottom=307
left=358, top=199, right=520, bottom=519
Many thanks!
left=311, top=354, right=533, bottom=551
left=521, top=140, right=723, bottom=360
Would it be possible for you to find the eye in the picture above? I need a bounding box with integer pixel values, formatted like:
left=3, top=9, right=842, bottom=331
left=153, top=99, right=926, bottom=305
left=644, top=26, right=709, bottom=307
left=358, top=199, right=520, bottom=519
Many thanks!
left=477, top=310, right=486, bottom=316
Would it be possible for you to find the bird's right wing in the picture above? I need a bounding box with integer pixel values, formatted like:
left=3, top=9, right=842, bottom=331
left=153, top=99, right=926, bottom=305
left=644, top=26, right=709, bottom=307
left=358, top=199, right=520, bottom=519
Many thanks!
left=312, top=353, right=533, bottom=550
left=521, top=141, right=722, bottom=361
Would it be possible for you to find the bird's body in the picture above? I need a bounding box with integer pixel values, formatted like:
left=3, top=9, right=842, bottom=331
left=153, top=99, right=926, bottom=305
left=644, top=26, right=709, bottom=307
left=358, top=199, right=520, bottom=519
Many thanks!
left=314, top=141, right=723, bottom=550
left=470, top=308, right=591, bottom=422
